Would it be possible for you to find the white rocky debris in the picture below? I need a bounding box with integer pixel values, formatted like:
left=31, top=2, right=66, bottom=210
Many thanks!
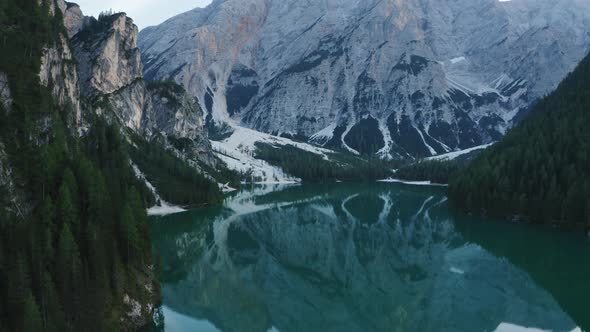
left=212, top=126, right=331, bottom=183
left=426, top=143, right=495, bottom=161
left=377, top=179, right=448, bottom=187
left=131, top=162, right=187, bottom=216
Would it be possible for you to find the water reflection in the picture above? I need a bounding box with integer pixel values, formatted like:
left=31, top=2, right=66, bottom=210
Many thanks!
left=151, top=183, right=586, bottom=332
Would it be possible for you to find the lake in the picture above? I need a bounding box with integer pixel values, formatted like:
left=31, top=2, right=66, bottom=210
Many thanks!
left=150, top=183, right=590, bottom=332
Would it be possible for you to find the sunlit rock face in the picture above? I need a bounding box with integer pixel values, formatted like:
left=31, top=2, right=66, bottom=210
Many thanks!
left=154, top=185, right=578, bottom=332
left=139, top=0, right=590, bottom=158
left=73, top=13, right=143, bottom=98
left=63, top=5, right=216, bottom=165
left=71, top=13, right=146, bottom=130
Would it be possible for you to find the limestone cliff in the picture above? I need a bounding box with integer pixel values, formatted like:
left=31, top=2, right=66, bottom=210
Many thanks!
left=68, top=7, right=215, bottom=165
left=39, top=2, right=81, bottom=123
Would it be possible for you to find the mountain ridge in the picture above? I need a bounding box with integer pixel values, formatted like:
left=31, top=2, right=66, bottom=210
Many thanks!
left=139, top=0, right=590, bottom=159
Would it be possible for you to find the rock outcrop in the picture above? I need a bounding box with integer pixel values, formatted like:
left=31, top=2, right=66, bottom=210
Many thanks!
left=139, top=0, right=590, bottom=158
left=63, top=2, right=88, bottom=38
left=66, top=6, right=216, bottom=165
left=144, top=81, right=214, bottom=164
left=39, top=1, right=81, bottom=123
left=0, top=78, right=21, bottom=217
left=0, top=72, right=12, bottom=113
left=73, top=13, right=143, bottom=98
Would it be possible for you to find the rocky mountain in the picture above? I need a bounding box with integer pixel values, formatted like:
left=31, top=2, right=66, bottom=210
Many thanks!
left=0, top=0, right=224, bottom=328
left=139, top=0, right=590, bottom=159
left=61, top=3, right=216, bottom=165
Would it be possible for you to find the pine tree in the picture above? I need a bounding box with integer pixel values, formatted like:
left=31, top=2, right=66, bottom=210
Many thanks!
left=58, top=182, right=78, bottom=230
left=39, top=270, right=66, bottom=332
left=56, top=223, right=82, bottom=323
left=21, top=292, right=43, bottom=332
left=119, top=204, right=139, bottom=264
left=62, top=168, right=79, bottom=208
left=128, top=187, right=149, bottom=262
left=5, top=255, right=31, bottom=318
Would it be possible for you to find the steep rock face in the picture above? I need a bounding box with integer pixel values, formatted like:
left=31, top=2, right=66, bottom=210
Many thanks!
left=0, top=79, right=19, bottom=217
left=139, top=0, right=590, bottom=158
left=71, top=13, right=146, bottom=130
left=0, top=142, right=15, bottom=215
left=68, top=8, right=215, bottom=165
left=73, top=13, right=143, bottom=97
left=0, top=72, right=12, bottom=113
left=144, top=82, right=214, bottom=163
left=63, top=2, right=88, bottom=38
left=40, top=34, right=81, bottom=122
left=39, top=0, right=81, bottom=122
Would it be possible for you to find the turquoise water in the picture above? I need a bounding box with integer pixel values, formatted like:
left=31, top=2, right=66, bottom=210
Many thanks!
left=150, top=183, right=590, bottom=332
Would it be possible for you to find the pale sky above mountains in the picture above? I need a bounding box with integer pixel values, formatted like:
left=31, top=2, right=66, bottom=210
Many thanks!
left=73, top=0, right=519, bottom=30
left=74, top=0, right=213, bottom=30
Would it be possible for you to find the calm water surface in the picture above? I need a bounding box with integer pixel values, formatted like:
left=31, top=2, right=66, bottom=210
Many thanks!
left=150, top=183, right=590, bottom=332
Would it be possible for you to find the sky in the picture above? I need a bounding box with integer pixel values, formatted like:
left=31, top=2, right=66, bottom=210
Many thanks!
left=74, top=0, right=213, bottom=30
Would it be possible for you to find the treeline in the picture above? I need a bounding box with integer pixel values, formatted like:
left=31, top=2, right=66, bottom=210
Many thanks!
left=394, top=160, right=462, bottom=184
left=130, top=137, right=223, bottom=207
left=146, top=81, right=185, bottom=108
left=254, top=142, right=393, bottom=182
left=449, top=52, right=590, bottom=227
left=74, top=8, right=124, bottom=43
left=0, top=1, right=158, bottom=331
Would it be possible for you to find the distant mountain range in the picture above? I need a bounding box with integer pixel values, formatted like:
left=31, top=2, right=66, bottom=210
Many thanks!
left=139, top=0, right=590, bottom=158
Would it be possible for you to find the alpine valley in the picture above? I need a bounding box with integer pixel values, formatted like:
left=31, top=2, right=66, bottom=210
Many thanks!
left=1, top=0, right=590, bottom=331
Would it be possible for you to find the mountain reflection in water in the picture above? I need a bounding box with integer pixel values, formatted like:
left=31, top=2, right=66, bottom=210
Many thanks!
left=151, top=183, right=588, bottom=332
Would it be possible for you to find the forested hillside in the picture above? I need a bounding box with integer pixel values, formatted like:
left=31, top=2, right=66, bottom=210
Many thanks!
left=130, top=137, right=225, bottom=207
left=254, top=142, right=394, bottom=182
left=449, top=52, right=590, bottom=228
left=0, top=1, right=159, bottom=330
left=394, top=160, right=463, bottom=184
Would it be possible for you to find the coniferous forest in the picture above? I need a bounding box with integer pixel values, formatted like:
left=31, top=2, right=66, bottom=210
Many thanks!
left=130, top=137, right=224, bottom=207
left=449, top=52, right=590, bottom=227
left=0, top=1, right=159, bottom=330
left=394, top=160, right=463, bottom=184
left=254, top=142, right=395, bottom=182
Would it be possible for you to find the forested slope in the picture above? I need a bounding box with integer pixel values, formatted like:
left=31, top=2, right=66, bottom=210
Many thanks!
left=0, top=1, right=159, bottom=330
left=449, top=52, right=590, bottom=228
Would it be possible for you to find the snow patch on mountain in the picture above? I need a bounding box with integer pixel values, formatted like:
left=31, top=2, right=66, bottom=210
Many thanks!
left=377, top=119, right=394, bottom=160
left=211, top=126, right=333, bottom=183
left=310, top=123, right=337, bottom=145
left=132, top=162, right=187, bottom=216
left=426, top=143, right=495, bottom=161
